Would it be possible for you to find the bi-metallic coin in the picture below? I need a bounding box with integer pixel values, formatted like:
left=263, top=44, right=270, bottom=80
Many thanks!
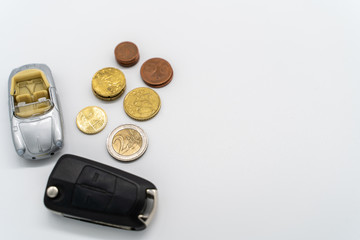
left=107, top=124, right=148, bottom=162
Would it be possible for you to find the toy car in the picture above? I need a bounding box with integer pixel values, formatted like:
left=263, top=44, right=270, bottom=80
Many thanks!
left=8, top=64, right=64, bottom=160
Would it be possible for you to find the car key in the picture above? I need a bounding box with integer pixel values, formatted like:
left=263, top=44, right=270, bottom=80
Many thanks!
left=43, top=154, right=157, bottom=230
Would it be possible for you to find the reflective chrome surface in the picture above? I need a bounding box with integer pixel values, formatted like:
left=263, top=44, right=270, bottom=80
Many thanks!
left=138, top=189, right=158, bottom=226
left=46, top=186, right=59, bottom=198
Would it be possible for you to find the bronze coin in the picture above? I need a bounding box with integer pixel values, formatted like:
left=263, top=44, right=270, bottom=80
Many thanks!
left=119, top=54, right=139, bottom=67
left=143, top=71, right=173, bottom=88
left=140, top=58, right=173, bottom=87
left=114, top=41, right=139, bottom=67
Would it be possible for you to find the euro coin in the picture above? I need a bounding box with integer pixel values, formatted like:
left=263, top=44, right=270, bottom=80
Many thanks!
left=106, top=124, right=148, bottom=162
left=92, top=67, right=126, bottom=101
left=114, top=41, right=140, bottom=67
left=123, top=87, right=161, bottom=121
left=76, top=106, right=107, bottom=134
left=140, top=58, right=173, bottom=88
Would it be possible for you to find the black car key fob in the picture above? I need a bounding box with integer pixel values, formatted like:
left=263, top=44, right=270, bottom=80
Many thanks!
left=44, top=154, right=157, bottom=230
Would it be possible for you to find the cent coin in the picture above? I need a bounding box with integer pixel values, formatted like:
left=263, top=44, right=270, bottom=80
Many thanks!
left=140, top=58, right=173, bottom=88
left=123, top=87, right=161, bottom=121
left=107, top=124, right=148, bottom=162
left=76, top=106, right=108, bottom=134
left=114, top=41, right=140, bottom=67
left=92, top=67, right=126, bottom=101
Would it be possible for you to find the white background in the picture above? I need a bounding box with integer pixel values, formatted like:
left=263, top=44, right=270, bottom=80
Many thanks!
left=0, top=0, right=359, bottom=239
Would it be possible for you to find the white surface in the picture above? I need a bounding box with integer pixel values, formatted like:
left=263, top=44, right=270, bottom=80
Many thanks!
left=0, top=0, right=360, bottom=239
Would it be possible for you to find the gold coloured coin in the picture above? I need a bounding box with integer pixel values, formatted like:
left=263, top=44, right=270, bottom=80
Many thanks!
left=92, top=67, right=126, bottom=101
left=106, top=124, right=148, bottom=162
left=112, top=129, right=142, bottom=156
left=76, top=106, right=108, bottom=134
left=92, top=88, right=125, bottom=101
left=123, top=87, right=161, bottom=121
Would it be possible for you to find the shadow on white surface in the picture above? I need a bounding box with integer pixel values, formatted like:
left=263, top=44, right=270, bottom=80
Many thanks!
left=44, top=211, right=153, bottom=240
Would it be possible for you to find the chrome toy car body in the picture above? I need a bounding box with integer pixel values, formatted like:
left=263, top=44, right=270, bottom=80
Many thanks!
left=8, top=64, right=63, bottom=160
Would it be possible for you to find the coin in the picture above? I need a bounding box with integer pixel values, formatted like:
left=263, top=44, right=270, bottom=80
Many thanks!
left=140, top=58, right=173, bottom=88
left=76, top=106, right=107, bottom=134
left=114, top=41, right=140, bottom=67
left=107, top=124, right=148, bottom=162
left=123, top=87, right=161, bottom=121
left=92, top=67, right=126, bottom=101
left=143, top=71, right=173, bottom=88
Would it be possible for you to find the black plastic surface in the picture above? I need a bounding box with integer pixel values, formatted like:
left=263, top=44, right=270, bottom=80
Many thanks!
left=43, top=154, right=156, bottom=230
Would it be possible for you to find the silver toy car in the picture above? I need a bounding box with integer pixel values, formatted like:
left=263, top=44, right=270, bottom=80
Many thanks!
left=8, top=64, right=64, bottom=160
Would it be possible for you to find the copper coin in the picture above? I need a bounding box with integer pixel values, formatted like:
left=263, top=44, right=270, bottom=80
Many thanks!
left=143, top=71, right=173, bottom=88
left=119, top=54, right=139, bottom=67
left=140, top=58, right=173, bottom=87
left=114, top=41, right=140, bottom=67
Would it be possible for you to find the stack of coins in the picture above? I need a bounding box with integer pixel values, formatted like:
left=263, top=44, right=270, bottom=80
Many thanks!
left=140, top=58, right=173, bottom=88
left=92, top=67, right=126, bottom=101
left=77, top=41, right=173, bottom=162
left=114, top=41, right=140, bottom=67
